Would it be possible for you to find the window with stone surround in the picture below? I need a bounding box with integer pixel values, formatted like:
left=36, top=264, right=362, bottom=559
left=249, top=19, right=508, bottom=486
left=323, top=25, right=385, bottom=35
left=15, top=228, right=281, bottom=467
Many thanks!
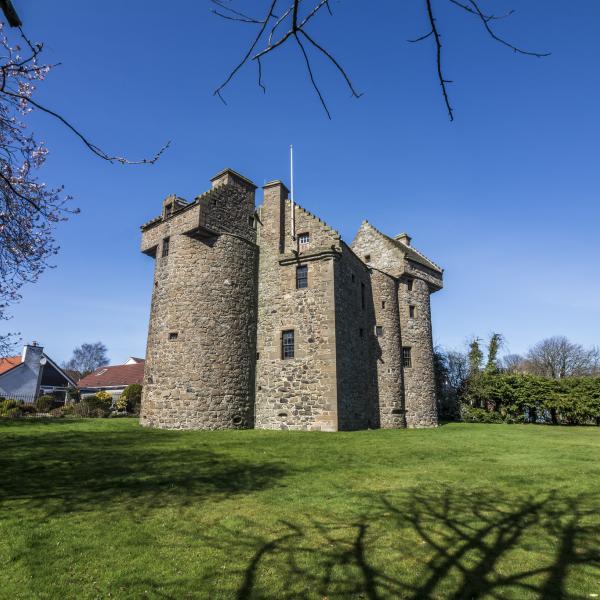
left=382, top=300, right=386, bottom=309
left=298, top=232, right=310, bottom=246
left=296, top=265, right=308, bottom=289
left=402, top=347, right=412, bottom=368
left=161, top=236, right=170, bottom=258
left=282, top=330, right=295, bottom=359
left=409, top=305, right=416, bottom=319
left=375, top=326, right=383, bottom=337
left=169, top=332, right=178, bottom=341
left=407, top=278, right=413, bottom=292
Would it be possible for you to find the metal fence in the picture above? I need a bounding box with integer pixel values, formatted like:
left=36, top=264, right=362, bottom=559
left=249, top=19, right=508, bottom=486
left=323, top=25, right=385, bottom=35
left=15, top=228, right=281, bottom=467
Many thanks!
left=0, top=393, right=38, bottom=405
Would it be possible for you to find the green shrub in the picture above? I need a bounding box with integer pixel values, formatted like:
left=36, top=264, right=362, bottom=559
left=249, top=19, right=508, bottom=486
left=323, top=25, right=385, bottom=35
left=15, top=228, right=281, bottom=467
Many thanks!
left=76, top=395, right=110, bottom=417
left=20, top=403, right=37, bottom=415
left=120, top=384, right=142, bottom=413
left=35, top=395, right=57, bottom=413
left=3, top=407, right=22, bottom=418
left=461, top=373, right=600, bottom=425
left=460, top=406, right=505, bottom=424
left=1, top=398, right=20, bottom=412
left=67, top=386, right=80, bottom=402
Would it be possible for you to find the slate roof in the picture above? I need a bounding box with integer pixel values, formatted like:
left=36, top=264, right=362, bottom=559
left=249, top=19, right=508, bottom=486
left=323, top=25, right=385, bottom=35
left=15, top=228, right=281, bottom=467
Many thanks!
left=78, top=361, right=145, bottom=388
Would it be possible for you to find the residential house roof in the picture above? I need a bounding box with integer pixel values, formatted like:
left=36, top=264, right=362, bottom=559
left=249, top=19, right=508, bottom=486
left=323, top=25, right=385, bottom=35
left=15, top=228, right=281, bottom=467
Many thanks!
left=0, top=356, right=21, bottom=376
left=78, top=361, right=145, bottom=388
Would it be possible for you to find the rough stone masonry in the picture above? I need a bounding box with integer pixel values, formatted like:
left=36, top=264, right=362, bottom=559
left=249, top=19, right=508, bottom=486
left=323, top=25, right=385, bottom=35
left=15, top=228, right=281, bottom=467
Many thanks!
left=139, top=168, right=444, bottom=431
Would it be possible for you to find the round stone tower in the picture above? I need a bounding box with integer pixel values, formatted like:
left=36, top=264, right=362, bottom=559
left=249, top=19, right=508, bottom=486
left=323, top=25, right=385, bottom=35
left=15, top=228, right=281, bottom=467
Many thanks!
left=371, top=269, right=406, bottom=428
left=139, top=169, right=258, bottom=430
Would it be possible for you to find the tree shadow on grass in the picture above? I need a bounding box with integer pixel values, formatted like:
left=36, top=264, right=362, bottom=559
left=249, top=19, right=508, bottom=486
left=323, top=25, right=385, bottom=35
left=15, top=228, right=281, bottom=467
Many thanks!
left=0, top=423, right=288, bottom=517
left=184, top=487, right=600, bottom=600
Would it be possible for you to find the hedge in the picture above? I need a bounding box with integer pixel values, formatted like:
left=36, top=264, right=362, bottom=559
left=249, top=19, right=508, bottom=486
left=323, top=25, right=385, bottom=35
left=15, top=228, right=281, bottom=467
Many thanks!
left=463, top=373, right=600, bottom=425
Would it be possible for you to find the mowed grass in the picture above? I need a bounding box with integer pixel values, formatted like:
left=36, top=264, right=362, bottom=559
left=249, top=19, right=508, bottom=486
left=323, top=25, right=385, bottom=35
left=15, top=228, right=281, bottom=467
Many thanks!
left=0, top=420, right=599, bottom=599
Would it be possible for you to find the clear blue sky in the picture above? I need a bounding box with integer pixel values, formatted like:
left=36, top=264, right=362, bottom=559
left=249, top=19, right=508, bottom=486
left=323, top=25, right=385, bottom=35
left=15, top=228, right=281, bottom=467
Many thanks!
left=5, top=0, right=600, bottom=364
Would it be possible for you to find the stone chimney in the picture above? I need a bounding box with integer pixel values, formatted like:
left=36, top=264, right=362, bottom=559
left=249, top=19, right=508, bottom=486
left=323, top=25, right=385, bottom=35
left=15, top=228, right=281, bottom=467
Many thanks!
left=262, top=180, right=289, bottom=254
left=395, top=233, right=412, bottom=246
left=263, top=180, right=289, bottom=204
left=22, top=342, right=44, bottom=366
left=210, top=168, right=257, bottom=191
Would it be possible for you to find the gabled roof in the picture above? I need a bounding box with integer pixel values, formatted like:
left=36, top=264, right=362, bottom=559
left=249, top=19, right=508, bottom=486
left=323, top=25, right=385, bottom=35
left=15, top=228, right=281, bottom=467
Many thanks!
left=363, top=221, right=443, bottom=274
left=0, top=356, right=21, bottom=376
left=78, top=361, right=145, bottom=388
left=125, top=356, right=144, bottom=365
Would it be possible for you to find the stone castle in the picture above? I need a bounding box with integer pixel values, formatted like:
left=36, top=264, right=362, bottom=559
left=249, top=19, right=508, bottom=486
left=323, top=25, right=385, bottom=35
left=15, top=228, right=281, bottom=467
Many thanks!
left=140, top=168, right=443, bottom=431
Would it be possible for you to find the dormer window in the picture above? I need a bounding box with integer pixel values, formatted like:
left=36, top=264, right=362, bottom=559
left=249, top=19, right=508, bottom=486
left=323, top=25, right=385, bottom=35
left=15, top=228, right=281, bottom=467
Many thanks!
left=298, top=232, right=310, bottom=246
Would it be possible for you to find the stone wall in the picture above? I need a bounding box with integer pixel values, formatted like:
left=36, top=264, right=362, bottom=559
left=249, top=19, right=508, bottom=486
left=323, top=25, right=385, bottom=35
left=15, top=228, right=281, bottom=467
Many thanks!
left=333, top=244, right=378, bottom=430
left=255, top=182, right=339, bottom=431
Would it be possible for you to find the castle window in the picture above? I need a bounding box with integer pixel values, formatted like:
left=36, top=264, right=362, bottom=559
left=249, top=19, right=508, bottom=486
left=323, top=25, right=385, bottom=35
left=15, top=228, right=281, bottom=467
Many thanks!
left=162, top=236, right=170, bottom=258
left=352, top=273, right=355, bottom=283
left=282, top=330, right=295, bottom=359
left=249, top=216, right=255, bottom=228
left=375, top=326, right=383, bottom=337
left=298, top=232, right=310, bottom=246
left=296, top=265, right=308, bottom=289
left=409, top=305, right=416, bottom=319
left=359, top=328, right=364, bottom=338
left=382, top=301, right=386, bottom=309
left=361, top=282, right=366, bottom=310
left=407, top=278, right=413, bottom=292
left=169, top=332, right=178, bottom=341
left=364, top=254, right=371, bottom=263
left=402, top=347, right=412, bottom=368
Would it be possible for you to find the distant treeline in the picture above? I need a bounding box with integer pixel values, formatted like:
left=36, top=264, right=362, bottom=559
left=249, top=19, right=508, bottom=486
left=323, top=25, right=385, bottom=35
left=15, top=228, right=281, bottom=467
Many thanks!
left=435, top=334, right=600, bottom=426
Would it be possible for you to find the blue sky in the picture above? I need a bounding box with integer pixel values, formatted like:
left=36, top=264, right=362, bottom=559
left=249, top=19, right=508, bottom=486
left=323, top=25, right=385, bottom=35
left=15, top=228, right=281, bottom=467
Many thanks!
left=5, top=0, right=600, bottom=364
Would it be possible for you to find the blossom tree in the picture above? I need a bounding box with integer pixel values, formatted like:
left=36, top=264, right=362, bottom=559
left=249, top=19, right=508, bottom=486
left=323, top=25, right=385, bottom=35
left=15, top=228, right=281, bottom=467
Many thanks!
left=0, top=22, right=167, bottom=356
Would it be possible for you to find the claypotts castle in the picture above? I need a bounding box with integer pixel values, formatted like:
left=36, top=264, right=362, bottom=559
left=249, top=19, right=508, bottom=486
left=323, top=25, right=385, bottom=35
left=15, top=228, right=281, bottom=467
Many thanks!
left=139, top=168, right=443, bottom=431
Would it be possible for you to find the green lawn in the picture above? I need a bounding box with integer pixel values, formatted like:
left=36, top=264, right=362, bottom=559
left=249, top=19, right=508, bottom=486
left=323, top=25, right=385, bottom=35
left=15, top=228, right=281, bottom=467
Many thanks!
left=0, top=419, right=598, bottom=599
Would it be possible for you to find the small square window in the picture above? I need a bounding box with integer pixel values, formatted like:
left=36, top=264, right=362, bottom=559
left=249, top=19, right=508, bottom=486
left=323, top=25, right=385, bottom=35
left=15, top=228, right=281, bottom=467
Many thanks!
left=162, top=236, right=170, bottom=258
left=296, top=265, right=308, bottom=289
left=364, top=254, right=371, bottom=263
left=409, top=305, right=416, bottom=319
left=298, top=232, right=310, bottom=245
left=282, top=330, right=294, bottom=359
left=375, top=326, right=383, bottom=337
left=407, top=278, right=413, bottom=292
left=402, top=347, right=412, bottom=368
left=169, top=332, right=178, bottom=341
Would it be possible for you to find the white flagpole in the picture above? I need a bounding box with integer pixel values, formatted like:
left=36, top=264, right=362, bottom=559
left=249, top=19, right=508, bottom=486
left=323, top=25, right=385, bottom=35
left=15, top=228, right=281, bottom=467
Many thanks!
left=290, top=144, right=296, bottom=240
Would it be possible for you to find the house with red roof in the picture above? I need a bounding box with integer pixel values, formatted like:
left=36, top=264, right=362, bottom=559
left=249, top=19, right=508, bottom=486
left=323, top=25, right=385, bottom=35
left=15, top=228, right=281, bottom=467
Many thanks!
left=78, top=358, right=145, bottom=402
left=0, top=343, right=77, bottom=402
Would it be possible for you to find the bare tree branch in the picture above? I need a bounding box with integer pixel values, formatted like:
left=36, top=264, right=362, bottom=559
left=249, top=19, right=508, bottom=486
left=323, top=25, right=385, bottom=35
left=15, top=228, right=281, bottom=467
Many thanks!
left=213, top=0, right=550, bottom=121
left=425, top=0, right=454, bottom=120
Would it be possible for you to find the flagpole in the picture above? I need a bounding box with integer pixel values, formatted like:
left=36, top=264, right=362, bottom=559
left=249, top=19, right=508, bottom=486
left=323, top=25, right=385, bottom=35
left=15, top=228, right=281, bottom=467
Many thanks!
left=290, top=144, right=296, bottom=241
